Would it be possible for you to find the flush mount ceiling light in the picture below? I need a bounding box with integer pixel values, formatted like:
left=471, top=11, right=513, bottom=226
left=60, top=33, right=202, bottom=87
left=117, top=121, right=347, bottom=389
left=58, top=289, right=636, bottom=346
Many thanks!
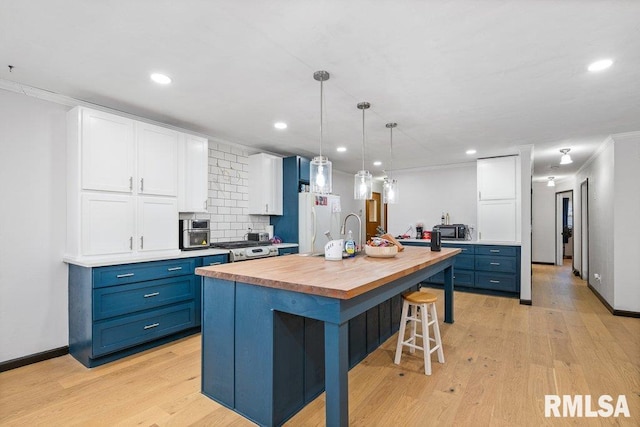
left=373, top=161, right=382, bottom=166
left=150, top=73, right=171, bottom=84
left=310, top=70, right=332, bottom=194
left=336, top=147, right=347, bottom=152
left=354, top=102, right=373, bottom=200
left=559, top=148, right=573, bottom=165
left=588, top=59, right=613, bottom=72
left=547, top=177, right=556, bottom=187
left=273, top=122, right=287, bottom=130
left=384, top=122, right=399, bottom=204
left=466, top=149, right=477, bottom=155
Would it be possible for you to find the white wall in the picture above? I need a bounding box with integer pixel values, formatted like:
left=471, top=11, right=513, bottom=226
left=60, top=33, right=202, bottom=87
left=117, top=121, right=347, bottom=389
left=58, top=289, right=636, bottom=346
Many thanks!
left=386, top=163, right=477, bottom=237
left=518, top=147, right=533, bottom=302
left=0, top=90, right=69, bottom=362
left=612, top=133, right=640, bottom=311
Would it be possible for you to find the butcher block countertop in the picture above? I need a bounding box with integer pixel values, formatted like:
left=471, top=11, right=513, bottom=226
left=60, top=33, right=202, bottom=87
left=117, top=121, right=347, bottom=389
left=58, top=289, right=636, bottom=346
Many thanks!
left=195, top=246, right=460, bottom=300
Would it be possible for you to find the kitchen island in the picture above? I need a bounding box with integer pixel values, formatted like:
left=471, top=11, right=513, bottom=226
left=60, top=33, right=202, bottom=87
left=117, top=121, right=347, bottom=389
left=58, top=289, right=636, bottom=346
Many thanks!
left=195, top=246, right=460, bottom=426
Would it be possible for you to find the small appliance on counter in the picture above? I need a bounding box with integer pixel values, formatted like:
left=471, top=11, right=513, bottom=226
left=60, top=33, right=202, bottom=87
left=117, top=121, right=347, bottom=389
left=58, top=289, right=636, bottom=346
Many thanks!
left=247, top=232, right=270, bottom=242
left=432, top=224, right=469, bottom=240
left=415, top=224, right=424, bottom=239
left=179, top=219, right=210, bottom=250
left=324, top=239, right=344, bottom=261
left=431, top=229, right=441, bottom=251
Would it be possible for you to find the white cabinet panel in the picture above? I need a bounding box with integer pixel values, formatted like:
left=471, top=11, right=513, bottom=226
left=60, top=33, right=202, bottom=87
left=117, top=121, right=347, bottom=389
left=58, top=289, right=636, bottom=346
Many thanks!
left=248, top=153, right=283, bottom=215
left=137, top=123, right=179, bottom=196
left=81, top=109, right=135, bottom=193
left=137, top=197, right=178, bottom=252
left=477, top=156, right=516, bottom=200
left=178, top=134, right=208, bottom=212
left=81, top=193, right=134, bottom=255
left=478, top=199, right=517, bottom=242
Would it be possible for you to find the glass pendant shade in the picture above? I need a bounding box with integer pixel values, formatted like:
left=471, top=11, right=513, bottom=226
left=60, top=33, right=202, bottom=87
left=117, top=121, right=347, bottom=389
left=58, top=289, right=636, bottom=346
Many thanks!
left=310, top=70, right=332, bottom=194
left=547, top=177, right=555, bottom=187
left=310, top=155, right=332, bottom=194
left=559, top=148, right=573, bottom=165
left=354, top=170, right=373, bottom=200
left=384, top=178, right=399, bottom=204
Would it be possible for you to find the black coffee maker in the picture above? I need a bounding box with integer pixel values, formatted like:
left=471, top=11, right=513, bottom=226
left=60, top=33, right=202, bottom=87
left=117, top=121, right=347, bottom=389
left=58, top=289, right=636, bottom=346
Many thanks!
left=415, top=225, right=423, bottom=239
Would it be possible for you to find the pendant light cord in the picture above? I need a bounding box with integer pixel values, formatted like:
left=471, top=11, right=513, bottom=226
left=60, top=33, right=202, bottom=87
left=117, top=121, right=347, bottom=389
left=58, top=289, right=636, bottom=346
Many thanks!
left=319, top=79, right=323, bottom=158
left=389, top=126, right=393, bottom=180
left=361, top=107, right=365, bottom=171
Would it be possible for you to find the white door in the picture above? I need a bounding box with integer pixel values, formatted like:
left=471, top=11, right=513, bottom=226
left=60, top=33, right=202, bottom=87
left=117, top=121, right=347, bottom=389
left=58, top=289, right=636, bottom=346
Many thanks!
left=81, top=193, right=134, bottom=255
left=137, top=196, right=178, bottom=252
left=478, top=199, right=516, bottom=242
left=178, top=134, right=208, bottom=212
left=137, top=123, right=179, bottom=196
left=477, top=156, right=517, bottom=200
left=81, top=109, right=135, bottom=193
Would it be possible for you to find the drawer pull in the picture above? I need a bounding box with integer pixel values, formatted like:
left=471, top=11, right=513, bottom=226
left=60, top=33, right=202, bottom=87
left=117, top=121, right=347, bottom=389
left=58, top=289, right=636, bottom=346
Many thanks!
left=490, top=249, right=500, bottom=253
left=167, top=267, right=183, bottom=271
left=143, top=292, right=160, bottom=298
left=144, top=323, right=159, bottom=330
left=490, top=280, right=501, bottom=284
left=116, top=273, right=134, bottom=278
left=208, top=262, right=222, bottom=266
left=490, top=262, right=501, bottom=265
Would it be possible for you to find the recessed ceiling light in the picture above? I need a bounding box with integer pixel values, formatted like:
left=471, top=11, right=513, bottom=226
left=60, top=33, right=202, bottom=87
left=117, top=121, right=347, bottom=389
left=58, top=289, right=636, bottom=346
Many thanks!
left=274, top=122, right=287, bottom=130
left=373, top=161, right=382, bottom=166
left=336, top=147, right=347, bottom=152
left=466, top=149, right=477, bottom=155
left=150, top=73, right=172, bottom=84
left=587, top=59, right=613, bottom=72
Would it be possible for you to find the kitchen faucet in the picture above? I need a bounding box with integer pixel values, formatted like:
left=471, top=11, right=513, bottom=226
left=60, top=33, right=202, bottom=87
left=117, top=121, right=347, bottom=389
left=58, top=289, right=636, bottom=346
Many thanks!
left=341, top=213, right=363, bottom=253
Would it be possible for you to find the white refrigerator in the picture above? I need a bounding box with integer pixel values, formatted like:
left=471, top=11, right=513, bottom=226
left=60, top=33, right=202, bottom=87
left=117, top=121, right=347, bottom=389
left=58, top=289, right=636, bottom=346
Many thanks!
left=298, top=192, right=342, bottom=254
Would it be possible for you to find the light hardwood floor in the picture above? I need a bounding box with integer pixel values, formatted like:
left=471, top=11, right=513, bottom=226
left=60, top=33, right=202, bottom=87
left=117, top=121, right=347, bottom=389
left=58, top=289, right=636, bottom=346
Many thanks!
left=1, top=262, right=638, bottom=426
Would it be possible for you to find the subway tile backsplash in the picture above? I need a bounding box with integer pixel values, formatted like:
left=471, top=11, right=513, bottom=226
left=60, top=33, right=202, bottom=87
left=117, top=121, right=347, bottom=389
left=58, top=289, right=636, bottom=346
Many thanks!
left=179, top=141, right=270, bottom=242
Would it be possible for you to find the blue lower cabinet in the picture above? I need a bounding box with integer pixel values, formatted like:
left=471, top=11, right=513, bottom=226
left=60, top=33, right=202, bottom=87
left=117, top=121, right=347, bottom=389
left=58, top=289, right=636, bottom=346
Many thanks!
left=475, top=272, right=518, bottom=292
left=69, top=254, right=226, bottom=368
left=278, top=246, right=299, bottom=256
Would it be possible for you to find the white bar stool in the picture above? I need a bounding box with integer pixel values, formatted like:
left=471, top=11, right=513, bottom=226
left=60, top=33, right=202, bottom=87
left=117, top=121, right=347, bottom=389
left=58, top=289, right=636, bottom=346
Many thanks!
left=394, top=290, right=445, bottom=375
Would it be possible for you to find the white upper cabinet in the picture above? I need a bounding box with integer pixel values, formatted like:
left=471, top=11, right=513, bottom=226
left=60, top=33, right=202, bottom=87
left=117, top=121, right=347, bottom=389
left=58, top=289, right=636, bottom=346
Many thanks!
left=477, top=199, right=517, bottom=242
left=248, top=153, right=283, bottom=215
left=477, top=156, right=516, bottom=200
left=137, top=197, right=178, bottom=252
left=136, top=123, right=179, bottom=197
left=178, top=134, right=209, bottom=212
left=81, top=193, right=135, bottom=256
left=80, top=109, right=135, bottom=193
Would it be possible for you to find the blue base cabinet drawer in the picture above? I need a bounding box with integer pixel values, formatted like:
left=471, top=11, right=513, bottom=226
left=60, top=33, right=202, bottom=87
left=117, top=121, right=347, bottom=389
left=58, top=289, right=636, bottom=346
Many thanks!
left=475, top=272, right=518, bottom=292
left=278, top=247, right=299, bottom=256
left=93, top=258, right=197, bottom=288
left=92, top=302, right=196, bottom=357
left=475, top=256, right=517, bottom=273
left=202, top=254, right=228, bottom=266
left=454, top=254, right=474, bottom=270
left=475, top=245, right=517, bottom=257
left=93, top=276, right=196, bottom=321
left=453, top=271, right=474, bottom=287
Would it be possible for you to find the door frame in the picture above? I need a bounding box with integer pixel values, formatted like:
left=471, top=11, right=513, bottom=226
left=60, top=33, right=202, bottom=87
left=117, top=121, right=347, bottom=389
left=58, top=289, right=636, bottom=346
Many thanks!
left=580, top=179, right=589, bottom=281
left=555, top=190, right=573, bottom=267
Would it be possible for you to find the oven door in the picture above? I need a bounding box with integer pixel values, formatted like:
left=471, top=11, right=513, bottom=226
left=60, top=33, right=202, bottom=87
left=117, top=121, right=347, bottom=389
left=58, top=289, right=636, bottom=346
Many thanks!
left=183, top=229, right=210, bottom=249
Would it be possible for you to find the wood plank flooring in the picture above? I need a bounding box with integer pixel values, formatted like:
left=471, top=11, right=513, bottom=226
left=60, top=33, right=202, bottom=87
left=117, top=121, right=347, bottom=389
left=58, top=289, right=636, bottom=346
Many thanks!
left=1, top=262, right=638, bottom=426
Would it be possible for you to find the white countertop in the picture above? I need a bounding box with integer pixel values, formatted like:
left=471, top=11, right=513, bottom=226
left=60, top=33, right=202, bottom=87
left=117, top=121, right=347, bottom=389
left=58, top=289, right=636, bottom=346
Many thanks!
left=399, top=238, right=521, bottom=246
left=63, top=243, right=299, bottom=268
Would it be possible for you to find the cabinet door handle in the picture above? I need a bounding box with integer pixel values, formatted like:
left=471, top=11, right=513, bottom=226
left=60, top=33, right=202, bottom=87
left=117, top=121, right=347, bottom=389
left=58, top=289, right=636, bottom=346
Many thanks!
left=208, top=262, right=222, bottom=266
left=143, top=292, right=160, bottom=298
left=116, top=273, right=134, bottom=278
left=479, top=191, right=482, bottom=200
left=143, top=323, right=159, bottom=330
left=490, top=280, right=500, bottom=284
left=167, top=266, right=182, bottom=271
left=140, top=178, right=144, bottom=192
left=265, top=203, right=269, bottom=213
left=140, top=236, right=144, bottom=249
left=490, top=249, right=500, bottom=253
left=490, top=262, right=501, bottom=265
left=129, top=236, right=133, bottom=250
left=203, top=200, right=207, bottom=210
left=129, top=176, right=133, bottom=191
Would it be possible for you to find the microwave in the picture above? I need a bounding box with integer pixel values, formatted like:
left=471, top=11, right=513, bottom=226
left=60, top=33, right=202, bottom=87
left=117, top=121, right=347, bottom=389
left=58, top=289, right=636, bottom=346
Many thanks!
left=432, top=224, right=468, bottom=240
left=179, top=219, right=210, bottom=250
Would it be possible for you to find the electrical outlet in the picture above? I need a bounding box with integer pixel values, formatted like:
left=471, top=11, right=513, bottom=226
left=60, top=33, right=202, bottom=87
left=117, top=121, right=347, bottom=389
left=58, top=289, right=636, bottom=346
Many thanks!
left=594, top=273, right=601, bottom=281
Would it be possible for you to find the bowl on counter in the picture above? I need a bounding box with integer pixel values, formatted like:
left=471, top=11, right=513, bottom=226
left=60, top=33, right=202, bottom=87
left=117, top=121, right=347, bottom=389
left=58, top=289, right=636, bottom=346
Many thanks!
left=364, top=244, right=398, bottom=258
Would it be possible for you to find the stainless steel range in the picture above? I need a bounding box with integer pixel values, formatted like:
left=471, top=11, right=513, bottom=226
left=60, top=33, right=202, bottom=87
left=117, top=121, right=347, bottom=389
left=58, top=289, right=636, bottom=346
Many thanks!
left=210, top=240, right=278, bottom=262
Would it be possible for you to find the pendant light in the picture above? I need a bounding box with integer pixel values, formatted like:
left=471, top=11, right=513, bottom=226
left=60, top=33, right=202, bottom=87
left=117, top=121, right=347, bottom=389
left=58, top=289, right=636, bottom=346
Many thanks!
left=383, top=122, right=399, bottom=204
left=354, top=102, right=373, bottom=200
left=310, top=70, right=332, bottom=194
left=547, top=176, right=556, bottom=187
left=559, top=148, right=573, bottom=165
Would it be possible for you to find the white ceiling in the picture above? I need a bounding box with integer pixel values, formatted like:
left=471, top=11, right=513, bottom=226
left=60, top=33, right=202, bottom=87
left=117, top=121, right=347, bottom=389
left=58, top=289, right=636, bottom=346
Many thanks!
left=2, top=1, right=639, bottom=182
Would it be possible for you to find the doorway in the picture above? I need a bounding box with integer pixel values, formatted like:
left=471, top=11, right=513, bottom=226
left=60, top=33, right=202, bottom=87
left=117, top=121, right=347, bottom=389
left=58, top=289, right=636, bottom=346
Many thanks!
left=580, top=179, right=589, bottom=281
left=365, top=192, right=382, bottom=242
left=555, top=190, right=573, bottom=266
